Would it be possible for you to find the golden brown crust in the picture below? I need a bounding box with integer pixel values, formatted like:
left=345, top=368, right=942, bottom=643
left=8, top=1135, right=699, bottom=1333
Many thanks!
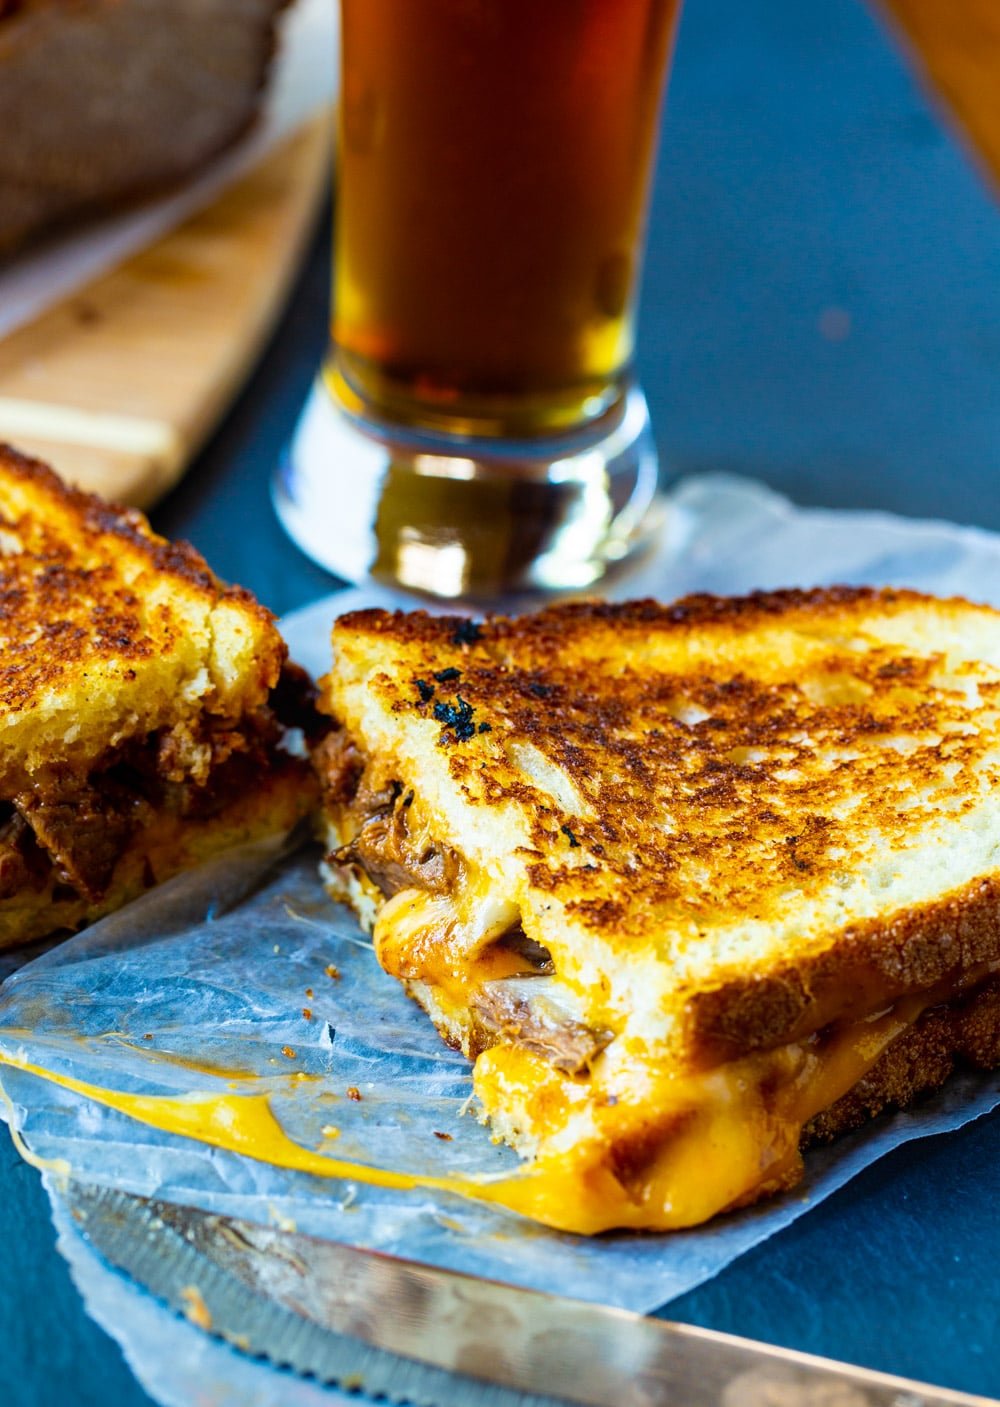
left=0, top=443, right=278, bottom=718
left=332, top=586, right=955, bottom=649
left=325, top=594, right=1000, bottom=1230
left=0, top=446, right=310, bottom=945
left=689, top=874, right=1000, bottom=1062
left=0, top=443, right=271, bottom=617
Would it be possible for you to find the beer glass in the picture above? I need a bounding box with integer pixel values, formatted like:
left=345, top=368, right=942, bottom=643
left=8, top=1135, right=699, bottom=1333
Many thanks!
left=277, top=0, right=682, bottom=598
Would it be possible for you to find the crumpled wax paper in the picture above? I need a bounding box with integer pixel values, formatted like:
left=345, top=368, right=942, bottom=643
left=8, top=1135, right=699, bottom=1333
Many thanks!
left=0, top=0, right=336, bottom=344
left=3, top=472, right=1000, bottom=1407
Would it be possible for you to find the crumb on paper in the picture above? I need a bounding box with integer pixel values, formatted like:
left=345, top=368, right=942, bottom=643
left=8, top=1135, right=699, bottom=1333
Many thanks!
left=305, top=988, right=314, bottom=999
left=281, top=1046, right=296, bottom=1059
left=321, top=1124, right=340, bottom=1140
left=325, top=963, right=340, bottom=981
left=434, top=1215, right=466, bottom=1235
left=179, top=1284, right=212, bottom=1332
left=347, top=1086, right=362, bottom=1102
left=302, top=1007, right=313, bottom=1021
left=142, top=1034, right=153, bottom=1041
left=457, top=1090, right=477, bottom=1118
left=434, top=1130, right=453, bottom=1142
left=267, top=1205, right=298, bottom=1233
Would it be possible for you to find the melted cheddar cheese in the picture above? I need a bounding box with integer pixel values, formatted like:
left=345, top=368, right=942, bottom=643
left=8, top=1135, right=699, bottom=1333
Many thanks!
left=0, top=980, right=951, bottom=1234
left=470, top=995, right=931, bottom=1233
left=316, top=878, right=995, bottom=1232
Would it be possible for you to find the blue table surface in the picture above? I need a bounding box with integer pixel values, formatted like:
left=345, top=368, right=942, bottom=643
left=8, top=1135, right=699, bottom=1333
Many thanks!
left=5, top=0, right=1000, bottom=1403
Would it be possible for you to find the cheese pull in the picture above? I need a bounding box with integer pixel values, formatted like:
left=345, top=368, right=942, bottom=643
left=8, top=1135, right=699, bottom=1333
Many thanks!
left=0, top=987, right=931, bottom=1235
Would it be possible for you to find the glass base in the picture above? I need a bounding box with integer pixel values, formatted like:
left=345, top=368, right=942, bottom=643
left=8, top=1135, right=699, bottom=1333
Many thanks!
left=273, top=377, right=662, bottom=599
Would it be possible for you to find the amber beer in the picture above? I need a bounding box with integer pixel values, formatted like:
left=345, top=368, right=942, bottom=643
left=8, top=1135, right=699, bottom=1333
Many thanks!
left=331, top=0, right=681, bottom=439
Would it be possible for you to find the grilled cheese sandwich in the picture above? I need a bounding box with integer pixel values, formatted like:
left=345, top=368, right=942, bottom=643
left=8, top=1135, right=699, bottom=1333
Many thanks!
left=316, top=591, right=1000, bottom=1232
left=0, top=444, right=317, bottom=947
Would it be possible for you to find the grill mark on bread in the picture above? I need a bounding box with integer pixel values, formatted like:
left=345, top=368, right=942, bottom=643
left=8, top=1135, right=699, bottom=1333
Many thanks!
left=0, top=448, right=319, bottom=948
left=0, top=443, right=300, bottom=812
left=0, top=446, right=220, bottom=587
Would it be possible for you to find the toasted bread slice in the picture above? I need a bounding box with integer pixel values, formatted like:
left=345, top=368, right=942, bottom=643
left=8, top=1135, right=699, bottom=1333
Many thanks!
left=0, top=444, right=316, bottom=946
left=316, top=591, right=1000, bottom=1232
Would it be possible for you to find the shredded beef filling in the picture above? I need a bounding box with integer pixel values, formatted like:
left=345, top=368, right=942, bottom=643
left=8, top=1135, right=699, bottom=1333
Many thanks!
left=0, top=668, right=314, bottom=906
left=323, top=734, right=460, bottom=898
left=334, top=796, right=459, bottom=899
left=315, top=729, right=362, bottom=801
left=470, top=976, right=614, bottom=1074
left=324, top=734, right=614, bottom=1076
left=0, top=806, right=53, bottom=901
left=492, top=924, right=556, bottom=976
left=14, top=786, right=139, bottom=902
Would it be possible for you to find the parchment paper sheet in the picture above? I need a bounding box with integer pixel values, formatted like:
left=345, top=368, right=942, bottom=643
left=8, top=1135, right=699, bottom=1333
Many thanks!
left=2, top=473, right=1000, bottom=1407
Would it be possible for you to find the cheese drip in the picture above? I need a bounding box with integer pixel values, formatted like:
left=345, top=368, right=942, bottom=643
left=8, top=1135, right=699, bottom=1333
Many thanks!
left=0, top=991, right=931, bottom=1234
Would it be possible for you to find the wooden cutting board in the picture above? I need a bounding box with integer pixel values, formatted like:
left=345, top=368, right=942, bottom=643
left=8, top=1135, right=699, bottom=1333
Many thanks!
left=0, top=110, right=332, bottom=509
left=879, top=0, right=1000, bottom=189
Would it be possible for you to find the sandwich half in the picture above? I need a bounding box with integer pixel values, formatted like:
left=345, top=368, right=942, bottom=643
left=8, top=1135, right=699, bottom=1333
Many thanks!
left=317, top=590, right=1000, bottom=1234
left=0, top=444, right=316, bottom=947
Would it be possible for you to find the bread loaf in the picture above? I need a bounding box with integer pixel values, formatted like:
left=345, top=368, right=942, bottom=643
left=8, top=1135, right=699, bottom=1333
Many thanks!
left=0, top=0, right=289, bottom=257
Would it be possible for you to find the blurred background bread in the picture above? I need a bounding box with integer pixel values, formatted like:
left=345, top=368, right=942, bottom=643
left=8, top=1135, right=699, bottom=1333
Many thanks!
left=0, top=0, right=289, bottom=258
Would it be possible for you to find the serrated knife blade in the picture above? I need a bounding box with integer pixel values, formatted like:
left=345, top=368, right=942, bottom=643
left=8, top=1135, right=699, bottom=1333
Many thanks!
left=65, top=1180, right=996, bottom=1407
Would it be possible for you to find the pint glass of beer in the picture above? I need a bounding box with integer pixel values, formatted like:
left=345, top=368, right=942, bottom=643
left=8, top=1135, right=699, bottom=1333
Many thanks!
left=278, top=0, right=682, bottom=597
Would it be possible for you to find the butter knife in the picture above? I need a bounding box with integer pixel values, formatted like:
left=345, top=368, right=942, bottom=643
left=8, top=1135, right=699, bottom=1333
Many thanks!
left=65, top=1181, right=996, bottom=1407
